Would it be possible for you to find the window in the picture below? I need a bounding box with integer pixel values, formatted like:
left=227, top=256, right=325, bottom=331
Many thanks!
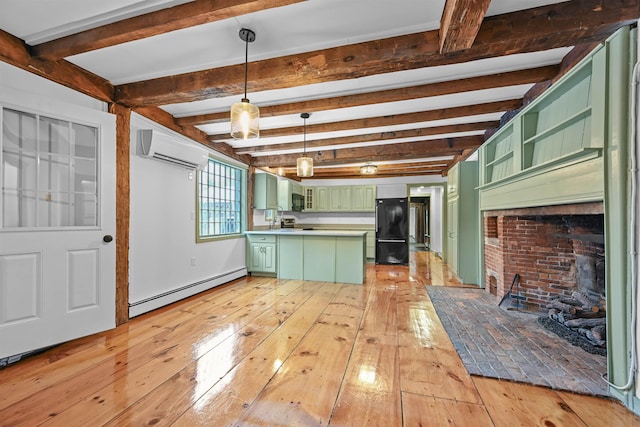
left=1, top=107, right=99, bottom=229
left=197, top=158, right=245, bottom=239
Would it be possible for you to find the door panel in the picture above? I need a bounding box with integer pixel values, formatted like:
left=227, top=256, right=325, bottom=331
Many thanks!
left=0, top=252, right=41, bottom=324
left=67, top=249, right=99, bottom=311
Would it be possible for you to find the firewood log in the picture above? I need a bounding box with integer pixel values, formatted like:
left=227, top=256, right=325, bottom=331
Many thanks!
left=564, top=317, right=606, bottom=328
left=547, top=300, right=577, bottom=314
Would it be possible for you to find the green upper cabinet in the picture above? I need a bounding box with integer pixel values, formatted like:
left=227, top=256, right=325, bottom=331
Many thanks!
left=315, top=186, right=329, bottom=211
left=352, top=185, right=376, bottom=211
left=307, top=185, right=375, bottom=212
left=254, top=173, right=278, bottom=209
left=277, top=178, right=303, bottom=211
left=304, top=186, right=315, bottom=211
left=329, top=186, right=352, bottom=211
left=478, top=39, right=607, bottom=211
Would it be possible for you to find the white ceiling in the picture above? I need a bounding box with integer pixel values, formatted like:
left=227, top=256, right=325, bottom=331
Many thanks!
left=0, top=0, right=585, bottom=171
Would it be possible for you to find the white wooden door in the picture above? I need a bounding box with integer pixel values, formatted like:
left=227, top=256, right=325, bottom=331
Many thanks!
left=0, top=97, right=116, bottom=359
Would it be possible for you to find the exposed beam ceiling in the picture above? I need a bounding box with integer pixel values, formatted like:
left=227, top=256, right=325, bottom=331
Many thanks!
left=0, top=0, right=638, bottom=180
left=113, top=0, right=636, bottom=107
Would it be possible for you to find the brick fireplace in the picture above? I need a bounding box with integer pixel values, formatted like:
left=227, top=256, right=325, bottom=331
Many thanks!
left=483, top=202, right=605, bottom=313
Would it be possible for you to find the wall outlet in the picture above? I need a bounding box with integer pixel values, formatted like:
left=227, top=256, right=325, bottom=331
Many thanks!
left=190, top=257, right=196, bottom=266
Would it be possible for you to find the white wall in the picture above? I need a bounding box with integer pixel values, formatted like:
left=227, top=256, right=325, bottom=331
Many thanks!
left=0, top=62, right=105, bottom=111
left=129, top=114, right=247, bottom=315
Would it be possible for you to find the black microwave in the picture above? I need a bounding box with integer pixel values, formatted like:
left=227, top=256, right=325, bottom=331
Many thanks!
left=292, top=193, right=304, bottom=211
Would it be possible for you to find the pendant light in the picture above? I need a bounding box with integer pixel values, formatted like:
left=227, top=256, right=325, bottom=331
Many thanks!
left=230, top=28, right=259, bottom=140
left=360, top=163, right=378, bottom=175
left=296, top=113, right=313, bottom=177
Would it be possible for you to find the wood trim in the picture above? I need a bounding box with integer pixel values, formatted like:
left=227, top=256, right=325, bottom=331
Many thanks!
left=247, top=166, right=255, bottom=231
left=439, top=0, right=491, bottom=53
left=32, top=0, right=306, bottom=60
left=110, top=103, right=131, bottom=325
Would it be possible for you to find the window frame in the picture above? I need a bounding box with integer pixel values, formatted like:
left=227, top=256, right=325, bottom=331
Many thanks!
left=196, top=156, right=246, bottom=242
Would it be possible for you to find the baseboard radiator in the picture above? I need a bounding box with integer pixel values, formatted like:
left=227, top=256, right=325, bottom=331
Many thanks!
left=129, top=267, right=247, bottom=317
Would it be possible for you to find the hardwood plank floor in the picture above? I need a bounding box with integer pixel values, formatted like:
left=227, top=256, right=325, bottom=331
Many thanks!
left=0, top=251, right=638, bottom=426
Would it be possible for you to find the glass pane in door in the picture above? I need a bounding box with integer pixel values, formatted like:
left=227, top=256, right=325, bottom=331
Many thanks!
left=1, top=107, right=99, bottom=228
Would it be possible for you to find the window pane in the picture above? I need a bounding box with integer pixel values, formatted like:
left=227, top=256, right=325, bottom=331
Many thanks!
left=1, top=107, right=99, bottom=229
left=197, top=158, right=244, bottom=238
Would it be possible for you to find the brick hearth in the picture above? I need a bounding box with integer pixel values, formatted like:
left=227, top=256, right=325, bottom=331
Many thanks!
left=483, top=202, right=604, bottom=312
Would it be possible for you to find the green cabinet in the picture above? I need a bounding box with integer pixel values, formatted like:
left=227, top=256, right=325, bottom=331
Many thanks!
left=247, top=234, right=277, bottom=275
left=315, top=186, right=329, bottom=211
left=335, top=236, right=366, bottom=284
left=329, top=186, right=352, bottom=211
left=278, top=235, right=303, bottom=279
left=303, top=235, right=336, bottom=282
left=304, top=187, right=315, bottom=211
left=254, top=173, right=277, bottom=210
left=278, top=179, right=303, bottom=211
left=352, top=185, right=376, bottom=211
left=446, top=161, right=479, bottom=284
left=365, top=230, right=375, bottom=259
left=305, top=185, right=375, bottom=212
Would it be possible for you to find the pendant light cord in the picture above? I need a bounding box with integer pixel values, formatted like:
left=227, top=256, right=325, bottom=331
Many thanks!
left=303, top=116, right=307, bottom=155
left=243, top=36, right=249, bottom=100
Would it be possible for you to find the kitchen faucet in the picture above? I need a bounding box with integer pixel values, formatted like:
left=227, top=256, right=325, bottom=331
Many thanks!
left=277, top=206, right=284, bottom=228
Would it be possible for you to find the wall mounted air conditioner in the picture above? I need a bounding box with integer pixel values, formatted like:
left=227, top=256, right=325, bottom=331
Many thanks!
left=137, top=129, right=209, bottom=170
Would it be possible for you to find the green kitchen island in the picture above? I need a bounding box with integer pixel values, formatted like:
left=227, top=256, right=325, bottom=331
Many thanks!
left=245, top=230, right=367, bottom=284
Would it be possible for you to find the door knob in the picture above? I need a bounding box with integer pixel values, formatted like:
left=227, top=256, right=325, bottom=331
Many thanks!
left=103, top=235, right=114, bottom=243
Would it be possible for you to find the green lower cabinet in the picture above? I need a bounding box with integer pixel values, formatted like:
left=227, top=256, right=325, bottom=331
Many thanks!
left=278, top=235, right=304, bottom=280
left=335, top=237, right=365, bottom=284
left=247, top=235, right=277, bottom=275
left=303, top=236, right=336, bottom=282
left=365, top=230, right=375, bottom=259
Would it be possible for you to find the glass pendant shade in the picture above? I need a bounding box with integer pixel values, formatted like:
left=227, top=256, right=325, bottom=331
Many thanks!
left=230, top=98, right=259, bottom=140
left=296, top=112, right=313, bottom=177
left=360, top=163, right=378, bottom=175
left=297, top=156, right=314, bottom=177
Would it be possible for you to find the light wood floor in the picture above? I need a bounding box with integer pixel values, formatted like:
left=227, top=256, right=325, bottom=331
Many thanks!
left=1, top=251, right=638, bottom=426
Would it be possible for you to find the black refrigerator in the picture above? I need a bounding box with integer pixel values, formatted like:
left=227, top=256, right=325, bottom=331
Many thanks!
left=375, top=198, right=409, bottom=265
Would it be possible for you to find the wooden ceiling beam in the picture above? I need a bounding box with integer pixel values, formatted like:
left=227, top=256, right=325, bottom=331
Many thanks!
left=439, top=0, right=492, bottom=53
left=235, top=121, right=497, bottom=154
left=31, top=0, right=305, bottom=60
left=211, top=98, right=520, bottom=143
left=271, top=160, right=452, bottom=175
left=0, top=29, right=114, bottom=102
left=301, top=168, right=446, bottom=179
left=251, top=135, right=484, bottom=167
left=182, top=65, right=557, bottom=127
left=114, top=0, right=638, bottom=106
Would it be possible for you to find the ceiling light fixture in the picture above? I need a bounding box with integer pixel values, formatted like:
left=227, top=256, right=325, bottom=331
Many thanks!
left=360, top=163, right=378, bottom=175
left=230, top=28, right=259, bottom=140
left=296, top=113, right=313, bottom=177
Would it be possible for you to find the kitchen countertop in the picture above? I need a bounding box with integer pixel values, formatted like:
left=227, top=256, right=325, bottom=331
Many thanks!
left=245, top=229, right=367, bottom=237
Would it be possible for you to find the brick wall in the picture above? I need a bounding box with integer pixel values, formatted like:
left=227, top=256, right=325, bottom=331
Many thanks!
left=484, top=211, right=604, bottom=312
